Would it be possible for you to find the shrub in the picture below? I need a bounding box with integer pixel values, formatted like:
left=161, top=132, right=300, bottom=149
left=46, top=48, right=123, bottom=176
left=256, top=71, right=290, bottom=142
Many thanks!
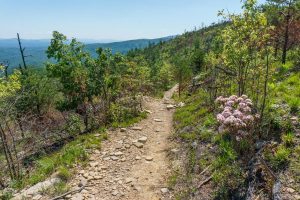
left=0, top=191, right=13, bottom=200
left=101, top=132, right=108, bottom=140
left=215, top=95, right=259, bottom=141
left=268, top=104, right=293, bottom=132
left=179, top=131, right=197, bottom=141
left=282, top=132, right=295, bottom=147
left=110, top=102, right=147, bottom=128
left=214, top=140, right=237, bottom=167
left=271, top=145, right=290, bottom=169
left=237, top=137, right=252, bottom=155
left=199, top=129, right=213, bottom=142
left=65, top=113, right=83, bottom=136
left=202, top=113, right=217, bottom=127
left=278, top=62, right=293, bottom=75
left=288, top=98, right=300, bottom=114
left=212, top=164, right=243, bottom=199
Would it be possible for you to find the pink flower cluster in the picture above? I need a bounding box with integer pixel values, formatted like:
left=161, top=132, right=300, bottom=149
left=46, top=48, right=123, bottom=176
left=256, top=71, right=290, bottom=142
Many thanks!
left=215, top=95, right=259, bottom=141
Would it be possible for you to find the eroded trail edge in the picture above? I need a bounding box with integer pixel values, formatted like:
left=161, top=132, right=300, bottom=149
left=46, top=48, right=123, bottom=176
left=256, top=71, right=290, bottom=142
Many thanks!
left=66, top=85, right=177, bottom=200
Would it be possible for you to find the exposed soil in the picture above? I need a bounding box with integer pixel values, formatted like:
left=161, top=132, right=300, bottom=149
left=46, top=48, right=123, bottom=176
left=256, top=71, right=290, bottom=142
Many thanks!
left=62, top=85, right=178, bottom=200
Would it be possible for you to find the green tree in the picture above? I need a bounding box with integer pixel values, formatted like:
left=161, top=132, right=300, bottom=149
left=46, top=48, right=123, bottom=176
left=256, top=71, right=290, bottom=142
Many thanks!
left=158, top=61, right=173, bottom=91
left=46, top=31, right=90, bottom=110
left=172, top=54, right=192, bottom=97
left=0, top=68, right=22, bottom=180
left=46, top=31, right=91, bottom=130
left=15, top=70, right=59, bottom=116
left=191, top=40, right=205, bottom=74
left=220, top=0, right=273, bottom=97
left=92, top=48, right=123, bottom=111
left=46, top=31, right=129, bottom=129
left=265, top=0, right=300, bottom=63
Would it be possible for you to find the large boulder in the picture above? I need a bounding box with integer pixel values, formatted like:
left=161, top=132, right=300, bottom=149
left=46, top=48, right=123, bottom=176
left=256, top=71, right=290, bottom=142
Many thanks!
left=12, top=178, right=60, bottom=200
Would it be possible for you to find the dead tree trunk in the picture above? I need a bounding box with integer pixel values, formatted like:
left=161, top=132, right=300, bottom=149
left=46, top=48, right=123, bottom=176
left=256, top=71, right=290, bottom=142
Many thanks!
left=5, top=121, right=20, bottom=179
left=0, top=124, right=17, bottom=179
left=281, top=0, right=293, bottom=65
left=261, top=48, right=270, bottom=124
left=17, top=33, right=27, bottom=70
left=4, top=64, right=9, bottom=79
left=282, top=13, right=290, bottom=64
left=17, top=118, right=25, bottom=138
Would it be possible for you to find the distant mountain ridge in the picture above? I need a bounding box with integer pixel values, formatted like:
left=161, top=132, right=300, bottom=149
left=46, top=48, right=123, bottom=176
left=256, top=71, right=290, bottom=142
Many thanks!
left=86, top=36, right=174, bottom=55
left=0, top=39, right=50, bottom=48
left=0, top=36, right=174, bottom=70
left=0, top=38, right=118, bottom=48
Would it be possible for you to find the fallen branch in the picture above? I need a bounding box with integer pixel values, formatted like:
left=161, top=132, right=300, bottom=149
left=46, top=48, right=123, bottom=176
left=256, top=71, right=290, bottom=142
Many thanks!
left=198, top=175, right=213, bottom=189
left=215, top=66, right=236, bottom=76
left=50, top=183, right=92, bottom=200
left=259, top=157, right=282, bottom=199
left=199, top=165, right=211, bottom=176
left=259, top=157, right=277, bottom=180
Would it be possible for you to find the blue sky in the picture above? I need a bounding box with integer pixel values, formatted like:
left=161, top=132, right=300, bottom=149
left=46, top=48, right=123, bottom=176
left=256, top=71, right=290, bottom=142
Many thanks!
left=0, top=0, right=266, bottom=41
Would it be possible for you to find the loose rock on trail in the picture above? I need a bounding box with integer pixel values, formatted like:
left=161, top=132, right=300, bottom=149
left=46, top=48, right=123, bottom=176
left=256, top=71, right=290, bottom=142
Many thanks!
left=63, top=85, right=178, bottom=200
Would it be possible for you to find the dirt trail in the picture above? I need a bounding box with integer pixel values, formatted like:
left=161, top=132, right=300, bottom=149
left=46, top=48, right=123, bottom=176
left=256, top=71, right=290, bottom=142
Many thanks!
left=66, top=85, right=178, bottom=200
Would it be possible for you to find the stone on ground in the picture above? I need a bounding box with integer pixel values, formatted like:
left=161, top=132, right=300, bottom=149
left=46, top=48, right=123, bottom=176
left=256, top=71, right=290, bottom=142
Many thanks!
left=138, top=136, right=148, bottom=143
left=114, top=151, right=124, bottom=156
left=120, top=128, right=127, bottom=132
left=125, top=178, right=134, bottom=184
left=112, top=190, right=119, bottom=196
left=132, top=126, right=143, bottom=131
left=144, top=109, right=152, bottom=114
left=12, top=178, right=61, bottom=199
left=166, top=104, right=175, bottom=110
left=177, top=102, right=185, bottom=107
left=161, top=188, right=169, bottom=194
left=134, top=142, right=144, bottom=148
left=135, top=156, right=141, bottom=160
left=145, top=156, right=153, bottom=161
left=111, top=156, right=119, bottom=161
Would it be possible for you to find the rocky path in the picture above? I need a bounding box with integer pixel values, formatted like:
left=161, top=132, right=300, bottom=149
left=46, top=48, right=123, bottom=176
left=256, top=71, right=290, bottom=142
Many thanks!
left=65, top=86, right=178, bottom=200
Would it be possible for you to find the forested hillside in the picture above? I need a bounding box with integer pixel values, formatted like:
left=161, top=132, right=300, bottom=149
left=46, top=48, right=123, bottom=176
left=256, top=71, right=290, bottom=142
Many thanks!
left=0, top=0, right=300, bottom=199
left=0, top=36, right=172, bottom=72
left=128, top=0, right=300, bottom=199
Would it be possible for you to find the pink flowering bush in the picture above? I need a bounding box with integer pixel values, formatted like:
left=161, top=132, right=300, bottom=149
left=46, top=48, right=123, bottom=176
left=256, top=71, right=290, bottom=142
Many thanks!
left=215, top=95, right=259, bottom=141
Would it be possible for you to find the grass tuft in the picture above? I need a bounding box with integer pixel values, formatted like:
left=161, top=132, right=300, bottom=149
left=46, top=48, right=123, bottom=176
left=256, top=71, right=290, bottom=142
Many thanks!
left=57, top=166, right=71, bottom=182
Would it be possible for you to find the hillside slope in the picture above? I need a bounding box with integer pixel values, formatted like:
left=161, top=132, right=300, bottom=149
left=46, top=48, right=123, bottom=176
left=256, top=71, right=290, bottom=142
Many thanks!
left=0, top=36, right=173, bottom=71
left=86, top=36, right=173, bottom=56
